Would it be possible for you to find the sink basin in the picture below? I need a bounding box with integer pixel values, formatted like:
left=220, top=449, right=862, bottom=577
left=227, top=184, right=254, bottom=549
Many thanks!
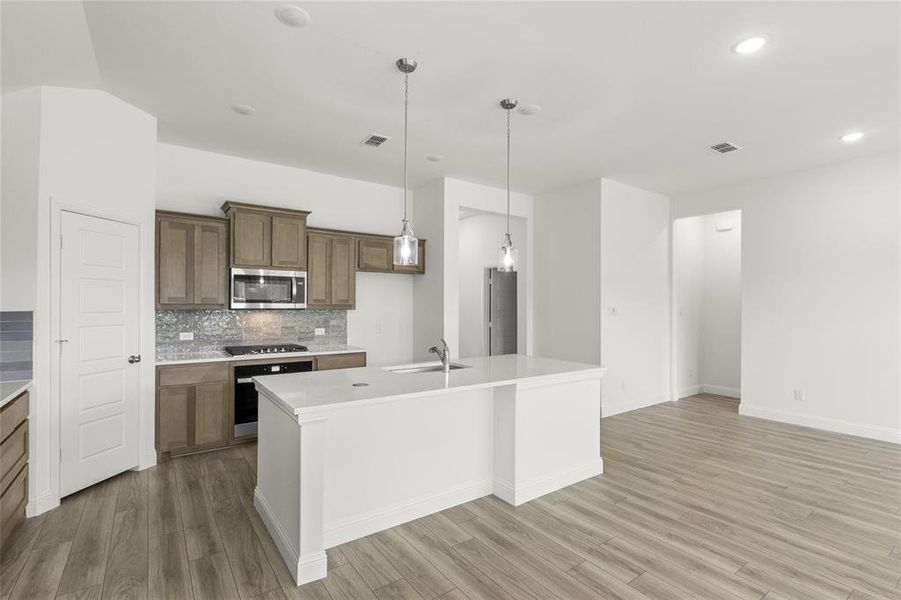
left=384, top=362, right=471, bottom=374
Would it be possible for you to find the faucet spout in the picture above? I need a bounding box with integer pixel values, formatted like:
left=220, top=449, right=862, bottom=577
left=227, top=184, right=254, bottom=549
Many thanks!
left=428, top=338, right=451, bottom=373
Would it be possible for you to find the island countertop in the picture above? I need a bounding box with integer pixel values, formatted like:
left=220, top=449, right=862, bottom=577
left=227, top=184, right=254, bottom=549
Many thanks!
left=254, top=354, right=604, bottom=416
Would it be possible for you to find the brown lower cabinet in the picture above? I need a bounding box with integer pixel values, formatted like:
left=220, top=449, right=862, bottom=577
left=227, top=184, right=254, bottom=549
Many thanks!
left=0, top=390, right=28, bottom=546
left=156, top=363, right=230, bottom=460
left=156, top=352, right=367, bottom=459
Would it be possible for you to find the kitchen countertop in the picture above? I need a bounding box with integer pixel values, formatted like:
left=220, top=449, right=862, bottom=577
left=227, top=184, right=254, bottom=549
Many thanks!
left=255, top=354, right=605, bottom=416
left=155, top=345, right=366, bottom=365
left=0, top=380, right=31, bottom=410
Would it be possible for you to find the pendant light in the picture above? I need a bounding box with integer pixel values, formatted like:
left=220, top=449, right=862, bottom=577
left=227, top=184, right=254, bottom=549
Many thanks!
left=393, top=58, right=419, bottom=266
left=497, top=98, right=518, bottom=272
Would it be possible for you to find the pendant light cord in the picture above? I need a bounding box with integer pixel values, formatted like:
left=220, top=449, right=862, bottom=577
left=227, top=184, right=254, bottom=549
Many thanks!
left=403, top=72, right=409, bottom=223
left=506, top=107, right=511, bottom=236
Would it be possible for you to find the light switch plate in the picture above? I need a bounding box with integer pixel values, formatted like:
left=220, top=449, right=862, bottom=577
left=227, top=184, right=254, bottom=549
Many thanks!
left=179, top=332, right=194, bottom=341
left=314, top=328, right=326, bottom=336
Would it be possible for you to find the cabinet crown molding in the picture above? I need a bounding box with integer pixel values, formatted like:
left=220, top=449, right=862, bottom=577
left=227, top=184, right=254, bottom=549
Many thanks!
left=221, top=201, right=312, bottom=218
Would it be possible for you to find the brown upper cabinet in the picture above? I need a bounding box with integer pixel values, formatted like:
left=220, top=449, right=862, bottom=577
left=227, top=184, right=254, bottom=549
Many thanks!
left=221, top=201, right=310, bottom=269
left=307, top=229, right=356, bottom=309
left=357, top=234, right=425, bottom=274
left=156, top=211, right=228, bottom=309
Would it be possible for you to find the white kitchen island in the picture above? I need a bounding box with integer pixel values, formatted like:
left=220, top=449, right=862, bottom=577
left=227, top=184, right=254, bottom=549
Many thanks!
left=252, top=354, right=605, bottom=585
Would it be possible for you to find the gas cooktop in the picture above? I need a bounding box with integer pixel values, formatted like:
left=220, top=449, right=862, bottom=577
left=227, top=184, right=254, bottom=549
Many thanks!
left=224, top=344, right=309, bottom=356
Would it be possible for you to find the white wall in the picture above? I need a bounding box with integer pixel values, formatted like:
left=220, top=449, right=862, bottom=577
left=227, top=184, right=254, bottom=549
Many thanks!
left=0, top=88, right=42, bottom=312
left=412, top=177, right=533, bottom=361
left=1, top=87, right=158, bottom=514
left=533, top=179, right=602, bottom=365
left=599, top=179, right=672, bottom=417
left=673, top=211, right=742, bottom=398
left=457, top=212, right=527, bottom=358
left=673, top=152, right=901, bottom=443
left=156, top=143, right=413, bottom=367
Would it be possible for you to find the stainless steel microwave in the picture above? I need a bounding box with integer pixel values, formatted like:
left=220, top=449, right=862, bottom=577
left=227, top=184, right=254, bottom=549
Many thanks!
left=230, top=268, right=306, bottom=309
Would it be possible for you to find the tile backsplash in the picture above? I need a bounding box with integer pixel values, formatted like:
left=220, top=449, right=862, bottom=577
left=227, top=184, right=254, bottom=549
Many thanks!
left=156, top=309, right=347, bottom=354
left=0, top=311, right=33, bottom=382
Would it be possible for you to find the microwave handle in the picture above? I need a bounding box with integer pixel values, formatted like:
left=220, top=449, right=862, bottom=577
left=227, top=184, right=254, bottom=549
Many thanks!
left=292, top=276, right=297, bottom=303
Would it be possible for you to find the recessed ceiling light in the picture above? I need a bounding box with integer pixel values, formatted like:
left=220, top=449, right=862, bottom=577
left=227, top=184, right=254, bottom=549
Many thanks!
left=840, top=131, right=864, bottom=143
left=426, top=154, right=444, bottom=162
left=275, top=4, right=311, bottom=28
left=231, top=104, right=256, bottom=116
left=733, top=35, right=768, bottom=54
left=518, top=104, right=541, bottom=116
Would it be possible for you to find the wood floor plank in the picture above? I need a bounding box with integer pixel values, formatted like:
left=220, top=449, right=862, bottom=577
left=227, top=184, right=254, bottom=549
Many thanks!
left=55, top=492, right=118, bottom=597
left=148, top=532, right=193, bottom=600
left=0, top=512, right=46, bottom=598
left=339, top=537, right=403, bottom=591
left=322, top=564, right=378, bottom=600
left=373, top=579, right=424, bottom=600
left=8, top=540, right=71, bottom=600
left=175, top=455, right=224, bottom=560
left=190, top=552, right=241, bottom=600
left=369, top=529, right=455, bottom=600
left=102, top=470, right=149, bottom=600
left=149, top=460, right=182, bottom=538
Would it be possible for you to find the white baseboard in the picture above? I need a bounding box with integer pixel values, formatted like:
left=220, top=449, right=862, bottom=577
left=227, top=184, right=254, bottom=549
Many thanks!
left=495, top=458, right=604, bottom=506
left=602, top=394, right=669, bottom=417
left=323, top=478, right=493, bottom=548
left=27, top=492, right=60, bottom=517
left=255, top=488, right=327, bottom=585
left=700, top=384, right=741, bottom=398
left=739, top=405, right=901, bottom=445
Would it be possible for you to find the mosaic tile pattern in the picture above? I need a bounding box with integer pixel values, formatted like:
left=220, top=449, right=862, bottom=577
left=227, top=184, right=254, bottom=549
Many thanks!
left=156, top=309, right=347, bottom=354
left=0, top=311, right=33, bottom=382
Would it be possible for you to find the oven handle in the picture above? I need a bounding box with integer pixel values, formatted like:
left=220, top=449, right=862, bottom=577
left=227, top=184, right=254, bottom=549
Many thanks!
left=236, top=378, right=254, bottom=384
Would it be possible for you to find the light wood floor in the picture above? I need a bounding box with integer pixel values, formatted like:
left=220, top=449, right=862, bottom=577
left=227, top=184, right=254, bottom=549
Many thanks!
left=2, top=394, right=900, bottom=600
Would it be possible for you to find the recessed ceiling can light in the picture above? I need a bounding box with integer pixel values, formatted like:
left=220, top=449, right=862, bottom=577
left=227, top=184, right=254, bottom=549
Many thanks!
left=840, top=131, right=864, bottom=143
left=275, top=4, right=311, bottom=28
left=518, top=104, right=541, bottom=116
left=733, top=35, right=768, bottom=54
left=426, top=154, right=444, bottom=162
left=231, top=104, right=256, bottom=116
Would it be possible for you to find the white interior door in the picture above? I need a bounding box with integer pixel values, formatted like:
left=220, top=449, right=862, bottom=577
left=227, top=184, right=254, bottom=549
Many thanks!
left=60, top=211, right=140, bottom=497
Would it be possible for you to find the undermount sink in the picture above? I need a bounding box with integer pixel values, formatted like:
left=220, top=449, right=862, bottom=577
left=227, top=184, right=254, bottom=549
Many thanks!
left=384, top=362, right=471, bottom=374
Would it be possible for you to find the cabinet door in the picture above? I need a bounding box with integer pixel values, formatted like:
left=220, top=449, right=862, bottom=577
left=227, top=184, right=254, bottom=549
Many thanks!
left=232, top=210, right=272, bottom=267
left=357, top=237, right=393, bottom=272
left=193, top=382, right=229, bottom=448
left=157, top=386, right=190, bottom=452
left=330, top=235, right=356, bottom=308
left=307, top=233, right=331, bottom=306
left=393, top=239, right=426, bottom=274
left=157, top=218, right=195, bottom=306
left=272, top=215, right=307, bottom=269
left=194, top=221, right=228, bottom=306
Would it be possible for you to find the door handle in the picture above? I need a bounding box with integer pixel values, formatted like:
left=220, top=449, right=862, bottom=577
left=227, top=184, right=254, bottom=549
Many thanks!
left=128, top=355, right=141, bottom=364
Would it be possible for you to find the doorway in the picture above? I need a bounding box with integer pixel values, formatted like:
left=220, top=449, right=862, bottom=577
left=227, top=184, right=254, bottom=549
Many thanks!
left=59, top=211, right=141, bottom=497
left=672, top=210, right=742, bottom=400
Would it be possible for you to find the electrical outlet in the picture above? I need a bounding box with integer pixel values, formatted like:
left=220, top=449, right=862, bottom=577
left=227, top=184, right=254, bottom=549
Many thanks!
left=607, top=306, right=618, bottom=316
left=179, top=332, right=194, bottom=341
left=688, top=369, right=695, bottom=379
left=375, top=322, right=382, bottom=334
left=314, top=328, right=326, bottom=336
left=793, top=389, right=805, bottom=402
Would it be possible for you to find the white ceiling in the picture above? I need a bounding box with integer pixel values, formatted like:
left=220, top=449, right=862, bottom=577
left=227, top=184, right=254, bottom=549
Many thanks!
left=3, top=1, right=899, bottom=195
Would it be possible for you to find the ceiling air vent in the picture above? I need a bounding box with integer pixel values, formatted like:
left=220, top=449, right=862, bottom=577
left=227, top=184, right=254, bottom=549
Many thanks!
left=710, top=142, right=742, bottom=154
left=362, top=134, right=390, bottom=148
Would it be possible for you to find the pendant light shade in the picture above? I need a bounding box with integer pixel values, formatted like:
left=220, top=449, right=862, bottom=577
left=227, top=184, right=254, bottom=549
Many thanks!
left=498, top=98, right=518, bottom=272
left=393, top=58, right=419, bottom=266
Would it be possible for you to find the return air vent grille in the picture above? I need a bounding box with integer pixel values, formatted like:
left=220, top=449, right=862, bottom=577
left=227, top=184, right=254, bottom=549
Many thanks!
left=710, top=142, right=742, bottom=154
left=363, top=134, right=390, bottom=147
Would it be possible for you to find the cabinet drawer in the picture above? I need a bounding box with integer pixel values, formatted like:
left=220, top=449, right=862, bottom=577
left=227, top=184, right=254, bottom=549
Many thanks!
left=159, top=363, right=229, bottom=387
left=0, top=421, right=27, bottom=488
left=316, top=353, right=366, bottom=371
left=0, top=464, right=27, bottom=546
left=0, top=391, right=28, bottom=444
